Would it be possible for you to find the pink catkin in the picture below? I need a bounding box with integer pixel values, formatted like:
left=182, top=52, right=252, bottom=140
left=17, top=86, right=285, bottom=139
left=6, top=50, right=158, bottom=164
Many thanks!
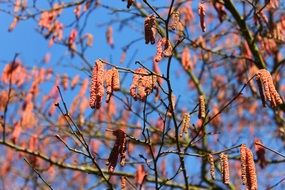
left=240, top=144, right=247, bottom=185
left=112, top=68, right=120, bottom=91
left=256, top=69, right=283, bottom=107
left=130, top=68, right=157, bottom=101
left=169, top=11, right=180, bottom=30
left=246, top=148, right=258, bottom=190
left=198, top=95, right=206, bottom=119
left=180, top=6, right=194, bottom=26
left=208, top=154, right=215, bottom=180
left=153, top=38, right=173, bottom=63
left=105, top=69, right=113, bottom=102
left=68, top=29, right=77, bottom=46
left=90, top=60, right=105, bottom=109
left=220, top=153, right=230, bottom=185
left=144, top=15, right=156, bottom=44
left=105, top=68, right=120, bottom=103
left=106, top=26, right=114, bottom=48
left=73, top=5, right=81, bottom=18
left=181, top=47, right=191, bottom=71
left=198, top=3, right=206, bottom=32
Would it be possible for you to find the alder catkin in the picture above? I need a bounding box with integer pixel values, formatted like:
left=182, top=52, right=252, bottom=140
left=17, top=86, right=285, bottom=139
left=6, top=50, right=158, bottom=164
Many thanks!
left=181, top=47, right=191, bottom=71
left=246, top=148, right=258, bottom=190
left=154, top=38, right=173, bottom=63
left=220, top=153, right=230, bottom=185
left=106, top=129, right=127, bottom=172
left=198, top=3, right=206, bottom=32
left=254, top=138, right=267, bottom=169
left=240, top=144, right=247, bottom=185
left=167, top=94, right=176, bottom=117
left=180, top=112, right=190, bottom=137
left=208, top=154, right=216, bottom=180
left=144, top=15, right=156, bottom=45
left=256, top=69, right=283, bottom=107
left=105, top=69, right=113, bottom=103
left=198, top=95, right=206, bottom=119
left=169, top=11, right=180, bottom=30
left=90, top=60, right=105, bottom=109
left=130, top=68, right=157, bottom=101
left=112, top=68, right=120, bottom=91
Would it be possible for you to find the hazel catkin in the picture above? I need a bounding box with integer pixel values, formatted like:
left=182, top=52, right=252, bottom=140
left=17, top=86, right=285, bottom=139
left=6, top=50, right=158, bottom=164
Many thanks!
left=90, top=60, right=105, bottom=109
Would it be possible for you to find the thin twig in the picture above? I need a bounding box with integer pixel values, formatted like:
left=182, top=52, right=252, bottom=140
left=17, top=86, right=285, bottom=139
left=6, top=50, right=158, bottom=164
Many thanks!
left=268, top=176, right=285, bottom=189
left=24, top=157, right=54, bottom=190
left=55, top=134, right=89, bottom=157
left=255, top=143, right=285, bottom=159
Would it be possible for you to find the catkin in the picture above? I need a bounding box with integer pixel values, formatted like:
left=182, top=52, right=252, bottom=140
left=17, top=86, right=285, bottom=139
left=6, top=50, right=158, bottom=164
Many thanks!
left=256, top=69, right=283, bottom=107
left=154, top=38, right=173, bottom=63
left=169, top=11, right=180, bottom=30
left=130, top=68, right=157, bottom=101
left=198, top=95, right=206, bottom=119
left=246, top=148, right=258, bottom=190
left=90, top=60, right=105, bottom=109
left=181, top=47, right=191, bottom=71
left=220, top=153, right=230, bottom=185
left=180, top=112, right=190, bottom=137
left=198, top=3, right=206, bottom=32
left=254, top=138, right=266, bottom=169
left=208, top=154, right=216, bottom=180
left=167, top=94, right=176, bottom=117
left=105, top=69, right=113, bottom=99
left=144, top=15, right=156, bottom=45
left=240, top=144, right=247, bottom=185
left=106, top=129, right=127, bottom=172
left=105, top=68, right=120, bottom=103
left=112, top=68, right=120, bottom=91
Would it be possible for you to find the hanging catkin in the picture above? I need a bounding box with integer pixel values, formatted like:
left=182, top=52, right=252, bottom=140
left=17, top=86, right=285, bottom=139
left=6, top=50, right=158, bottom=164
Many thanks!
left=153, top=38, right=173, bottom=63
left=220, top=153, right=230, bottom=185
left=112, top=68, right=120, bottom=91
left=144, top=15, right=156, bottom=45
left=106, top=129, right=127, bottom=172
left=198, top=95, right=206, bottom=119
left=256, top=69, right=283, bottom=107
left=208, top=154, right=216, bottom=180
left=198, top=3, right=206, bottom=32
left=180, top=112, right=190, bottom=137
left=90, top=60, right=105, bottom=109
left=246, top=148, right=258, bottom=190
left=130, top=68, right=157, bottom=101
left=240, top=144, right=247, bottom=185
left=105, top=68, right=120, bottom=103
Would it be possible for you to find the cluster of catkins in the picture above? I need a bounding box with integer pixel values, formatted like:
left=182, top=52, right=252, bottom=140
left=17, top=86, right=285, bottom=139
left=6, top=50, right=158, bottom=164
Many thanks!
left=180, top=95, right=206, bottom=137
left=153, top=38, right=173, bottom=63
left=207, top=145, right=257, bottom=189
left=106, top=129, right=127, bottom=172
left=144, top=15, right=173, bottom=63
left=89, top=60, right=120, bottom=109
left=240, top=144, right=258, bottom=190
left=130, top=68, right=157, bottom=101
left=255, top=69, right=283, bottom=107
